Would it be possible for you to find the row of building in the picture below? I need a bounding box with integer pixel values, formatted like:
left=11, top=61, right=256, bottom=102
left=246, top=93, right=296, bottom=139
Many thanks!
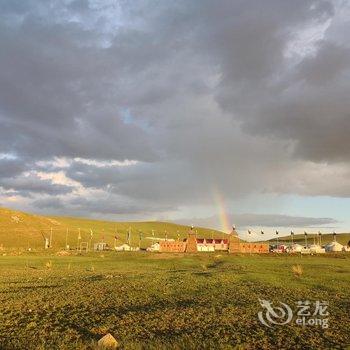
left=147, top=228, right=269, bottom=253
left=278, top=240, right=350, bottom=254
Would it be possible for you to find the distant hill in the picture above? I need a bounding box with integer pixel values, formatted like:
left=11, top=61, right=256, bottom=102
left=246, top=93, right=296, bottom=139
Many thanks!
left=0, top=207, right=225, bottom=250
left=268, top=232, right=350, bottom=246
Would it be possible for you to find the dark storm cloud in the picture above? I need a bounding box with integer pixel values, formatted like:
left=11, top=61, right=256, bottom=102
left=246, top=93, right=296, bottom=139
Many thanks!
left=0, top=174, right=73, bottom=196
left=0, top=0, right=350, bottom=217
left=65, top=159, right=207, bottom=205
left=0, top=158, right=26, bottom=178
left=200, top=2, right=350, bottom=163
left=68, top=196, right=174, bottom=215
left=32, top=197, right=65, bottom=210
left=33, top=194, right=174, bottom=217
left=0, top=2, right=157, bottom=163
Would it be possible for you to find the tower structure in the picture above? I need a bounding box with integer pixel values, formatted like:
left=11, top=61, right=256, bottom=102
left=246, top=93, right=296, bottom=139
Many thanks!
left=228, top=226, right=241, bottom=253
left=185, top=225, right=198, bottom=253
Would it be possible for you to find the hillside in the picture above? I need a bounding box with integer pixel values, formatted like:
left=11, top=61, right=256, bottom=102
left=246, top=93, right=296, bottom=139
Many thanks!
left=268, top=232, right=350, bottom=246
left=0, top=207, right=225, bottom=250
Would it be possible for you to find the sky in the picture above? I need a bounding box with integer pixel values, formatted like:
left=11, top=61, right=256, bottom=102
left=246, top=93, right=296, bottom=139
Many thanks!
left=1, top=0, right=350, bottom=239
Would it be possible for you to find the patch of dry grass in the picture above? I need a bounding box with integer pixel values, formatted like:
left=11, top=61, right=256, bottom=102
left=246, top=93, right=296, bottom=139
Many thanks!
left=292, top=264, right=303, bottom=278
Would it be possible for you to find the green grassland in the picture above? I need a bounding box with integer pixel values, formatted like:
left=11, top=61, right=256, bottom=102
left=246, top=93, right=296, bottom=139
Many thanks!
left=1, top=207, right=350, bottom=349
left=0, top=252, right=349, bottom=349
left=0, top=207, right=224, bottom=250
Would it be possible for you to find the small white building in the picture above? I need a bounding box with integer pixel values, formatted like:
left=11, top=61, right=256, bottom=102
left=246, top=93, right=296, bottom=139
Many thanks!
left=197, top=244, right=215, bottom=252
left=94, top=242, right=108, bottom=251
left=115, top=243, right=139, bottom=251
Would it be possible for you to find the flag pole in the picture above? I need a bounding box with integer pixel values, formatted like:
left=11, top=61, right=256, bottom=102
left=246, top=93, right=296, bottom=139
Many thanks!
left=65, top=228, right=69, bottom=250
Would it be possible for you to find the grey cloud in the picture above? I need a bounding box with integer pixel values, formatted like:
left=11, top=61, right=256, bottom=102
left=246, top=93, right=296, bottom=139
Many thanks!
left=0, top=0, right=349, bottom=219
left=69, top=196, right=174, bottom=215
left=0, top=158, right=26, bottom=178
left=0, top=174, right=73, bottom=196
left=233, top=213, right=338, bottom=228
left=32, top=196, right=65, bottom=210
left=33, top=194, right=175, bottom=217
left=296, top=42, right=350, bottom=85
left=177, top=213, right=338, bottom=231
left=65, top=159, right=207, bottom=205
left=0, top=8, right=157, bottom=163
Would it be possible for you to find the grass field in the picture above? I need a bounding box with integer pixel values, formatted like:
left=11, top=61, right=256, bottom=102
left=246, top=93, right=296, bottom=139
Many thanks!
left=0, top=252, right=349, bottom=349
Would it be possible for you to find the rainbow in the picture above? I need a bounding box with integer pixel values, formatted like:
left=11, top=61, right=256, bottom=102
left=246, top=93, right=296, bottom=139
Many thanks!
left=212, top=189, right=232, bottom=233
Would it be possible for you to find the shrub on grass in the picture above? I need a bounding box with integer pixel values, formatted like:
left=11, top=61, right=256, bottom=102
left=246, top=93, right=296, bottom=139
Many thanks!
left=292, top=264, right=303, bottom=278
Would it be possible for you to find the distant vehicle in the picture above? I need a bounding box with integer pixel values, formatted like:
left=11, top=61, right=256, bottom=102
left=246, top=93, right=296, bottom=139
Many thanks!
left=146, top=242, right=160, bottom=252
left=269, top=244, right=287, bottom=253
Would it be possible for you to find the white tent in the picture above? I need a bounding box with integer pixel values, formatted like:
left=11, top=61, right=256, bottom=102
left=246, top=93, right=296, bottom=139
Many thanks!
left=325, top=241, right=344, bottom=252
left=115, top=243, right=132, bottom=251
left=301, top=247, right=311, bottom=254
left=289, top=243, right=303, bottom=253
left=309, top=244, right=325, bottom=254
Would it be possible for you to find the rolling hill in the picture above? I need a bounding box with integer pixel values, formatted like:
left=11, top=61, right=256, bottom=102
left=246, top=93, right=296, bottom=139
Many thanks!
left=0, top=207, right=225, bottom=250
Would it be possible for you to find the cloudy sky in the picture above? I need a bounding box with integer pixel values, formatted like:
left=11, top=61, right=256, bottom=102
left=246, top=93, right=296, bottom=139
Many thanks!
left=1, top=0, right=349, bottom=238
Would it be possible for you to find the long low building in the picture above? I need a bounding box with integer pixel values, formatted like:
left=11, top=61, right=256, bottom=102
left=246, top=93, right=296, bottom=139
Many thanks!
left=229, top=241, right=269, bottom=254
left=196, top=238, right=229, bottom=251
left=158, top=229, right=269, bottom=253
left=159, top=240, right=186, bottom=253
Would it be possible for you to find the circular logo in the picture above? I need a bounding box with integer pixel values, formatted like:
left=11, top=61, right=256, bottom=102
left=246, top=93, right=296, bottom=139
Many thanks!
left=258, top=299, right=293, bottom=327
